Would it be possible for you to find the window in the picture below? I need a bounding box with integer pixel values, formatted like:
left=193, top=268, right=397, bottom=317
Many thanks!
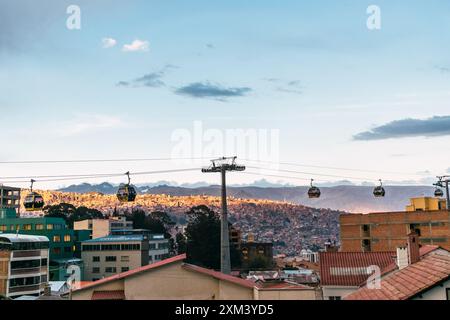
left=409, top=224, right=421, bottom=236
left=64, top=246, right=72, bottom=253
left=329, top=296, right=341, bottom=300
left=446, top=288, right=450, bottom=300
left=41, top=258, right=48, bottom=266
left=121, top=267, right=129, bottom=272
left=121, top=256, right=129, bottom=262
left=53, top=235, right=61, bottom=242
left=47, top=224, right=54, bottom=230
left=105, top=256, right=117, bottom=262
left=23, top=224, right=32, bottom=231
left=53, top=247, right=61, bottom=255
left=92, top=256, right=100, bottom=262
left=362, top=239, right=371, bottom=252
left=92, top=267, right=100, bottom=274
left=35, top=224, right=44, bottom=230
left=11, top=259, right=41, bottom=269
left=105, top=267, right=117, bottom=273
left=64, top=235, right=71, bottom=242
left=0, top=225, right=6, bottom=231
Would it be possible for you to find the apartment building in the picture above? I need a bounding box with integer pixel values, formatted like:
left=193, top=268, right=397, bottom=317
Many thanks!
left=0, top=234, right=49, bottom=298
left=111, top=229, right=170, bottom=263
left=81, top=234, right=149, bottom=281
left=74, top=216, right=133, bottom=239
left=340, top=197, right=450, bottom=252
left=0, top=186, right=21, bottom=217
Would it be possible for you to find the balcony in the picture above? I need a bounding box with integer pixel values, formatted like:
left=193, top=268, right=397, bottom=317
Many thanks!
left=10, top=266, right=46, bottom=276
left=8, top=284, right=42, bottom=294
left=13, top=250, right=41, bottom=258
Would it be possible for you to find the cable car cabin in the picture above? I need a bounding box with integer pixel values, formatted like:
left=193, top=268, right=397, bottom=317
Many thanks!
left=434, top=188, right=444, bottom=197
left=117, top=184, right=137, bottom=202
left=373, top=186, right=385, bottom=197
left=308, top=186, right=321, bottom=199
left=24, top=192, right=45, bottom=211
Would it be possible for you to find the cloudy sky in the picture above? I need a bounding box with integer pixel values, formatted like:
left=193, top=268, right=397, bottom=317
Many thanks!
left=1, top=0, right=449, bottom=189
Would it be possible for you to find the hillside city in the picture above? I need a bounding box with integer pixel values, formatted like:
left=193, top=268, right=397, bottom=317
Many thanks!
left=37, top=189, right=341, bottom=255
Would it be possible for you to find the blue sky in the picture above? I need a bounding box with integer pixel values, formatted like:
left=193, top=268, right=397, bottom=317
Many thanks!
left=1, top=0, right=450, bottom=189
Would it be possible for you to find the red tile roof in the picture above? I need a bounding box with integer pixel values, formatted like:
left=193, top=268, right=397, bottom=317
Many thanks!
left=345, top=250, right=450, bottom=300
left=73, top=254, right=187, bottom=292
left=91, top=290, right=125, bottom=300
left=377, top=245, right=440, bottom=280
left=181, top=263, right=256, bottom=289
left=319, top=251, right=395, bottom=286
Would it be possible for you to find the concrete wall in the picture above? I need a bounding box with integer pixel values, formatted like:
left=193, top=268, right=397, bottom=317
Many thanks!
left=256, top=289, right=317, bottom=300
left=322, top=286, right=358, bottom=300
left=412, top=278, right=450, bottom=300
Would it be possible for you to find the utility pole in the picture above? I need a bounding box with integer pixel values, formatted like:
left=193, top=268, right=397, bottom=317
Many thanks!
left=434, top=176, right=450, bottom=211
left=202, top=156, right=245, bottom=274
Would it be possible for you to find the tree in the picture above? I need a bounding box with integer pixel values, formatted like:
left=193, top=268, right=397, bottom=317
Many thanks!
left=175, top=232, right=187, bottom=254
left=184, top=205, right=241, bottom=270
left=127, top=209, right=175, bottom=239
left=44, top=203, right=104, bottom=228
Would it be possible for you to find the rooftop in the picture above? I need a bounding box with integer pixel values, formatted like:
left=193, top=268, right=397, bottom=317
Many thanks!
left=82, top=235, right=147, bottom=243
left=0, top=233, right=49, bottom=243
left=319, top=251, right=395, bottom=286
left=345, top=248, right=450, bottom=300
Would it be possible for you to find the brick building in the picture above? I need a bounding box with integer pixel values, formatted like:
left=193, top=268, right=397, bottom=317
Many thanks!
left=340, top=197, right=450, bottom=252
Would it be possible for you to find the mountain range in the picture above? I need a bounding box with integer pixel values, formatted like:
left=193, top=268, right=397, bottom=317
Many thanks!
left=58, top=182, right=437, bottom=213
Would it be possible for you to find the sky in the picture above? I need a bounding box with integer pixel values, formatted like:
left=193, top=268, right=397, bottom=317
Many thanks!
left=1, top=0, right=450, bottom=189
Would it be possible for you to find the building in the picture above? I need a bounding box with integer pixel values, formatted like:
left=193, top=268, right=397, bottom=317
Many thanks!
left=241, top=242, right=274, bottom=268
left=319, top=250, right=395, bottom=300
left=345, top=235, right=450, bottom=300
left=0, top=209, right=90, bottom=280
left=74, top=217, right=133, bottom=239
left=81, top=234, right=150, bottom=281
left=340, top=197, right=450, bottom=252
left=0, top=234, right=49, bottom=298
left=70, top=254, right=319, bottom=300
left=406, top=197, right=447, bottom=211
left=111, top=229, right=169, bottom=263
left=0, top=186, right=21, bottom=217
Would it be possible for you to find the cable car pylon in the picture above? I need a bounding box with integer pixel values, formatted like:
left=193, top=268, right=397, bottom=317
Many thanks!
left=202, top=156, right=245, bottom=274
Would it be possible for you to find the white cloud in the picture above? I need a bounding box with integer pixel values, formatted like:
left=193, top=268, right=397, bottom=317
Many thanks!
left=122, top=39, right=149, bottom=52
left=101, top=37, right=117, bottom=48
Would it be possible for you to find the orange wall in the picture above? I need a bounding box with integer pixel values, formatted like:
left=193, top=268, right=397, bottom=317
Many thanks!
left=340, top=210, right=450, bottom=252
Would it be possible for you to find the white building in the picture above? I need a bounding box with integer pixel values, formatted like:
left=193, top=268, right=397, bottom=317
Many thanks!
left=0, top=234, right=50, bottom=298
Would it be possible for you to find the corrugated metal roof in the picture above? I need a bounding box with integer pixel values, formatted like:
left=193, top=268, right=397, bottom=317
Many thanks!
left=82, top=235, right=146, bottom=243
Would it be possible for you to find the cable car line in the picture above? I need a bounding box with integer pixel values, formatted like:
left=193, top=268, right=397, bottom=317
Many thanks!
left=241, top=158, right=425, bottom=176
left=0, top=157, right=209, bottom=165
left=0, top=168, right=201, bottom=184
left=246, top=166, right=379, bottom=182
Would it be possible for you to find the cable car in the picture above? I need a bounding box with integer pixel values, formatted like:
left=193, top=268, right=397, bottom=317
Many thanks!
left=308, top=179, right=321, bottom=198
left=117, top=171, right=137, bottom=202
left=434, top=188, right=444, bottom=197
left=373, top=179, right=385, bottom=197
left=24, top=179, right=45, bottom=211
